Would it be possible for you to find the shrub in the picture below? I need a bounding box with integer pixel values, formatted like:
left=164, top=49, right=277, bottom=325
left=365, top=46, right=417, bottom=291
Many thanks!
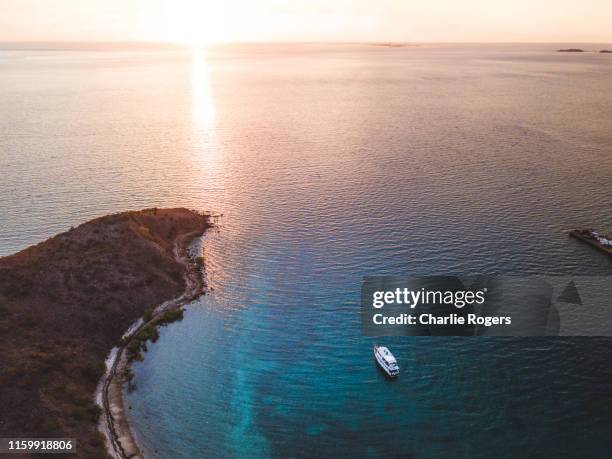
left=156, top=308, right=184, bottom=326
left=80, top=361, right=105, bottom=384
left=143, top=307, right=153, bottom=322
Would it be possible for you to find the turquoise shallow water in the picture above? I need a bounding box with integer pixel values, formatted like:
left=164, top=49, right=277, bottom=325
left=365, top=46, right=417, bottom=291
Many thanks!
left=1, top=43, right=612, bottom=458
left=127, top=302, right=612, bottom=458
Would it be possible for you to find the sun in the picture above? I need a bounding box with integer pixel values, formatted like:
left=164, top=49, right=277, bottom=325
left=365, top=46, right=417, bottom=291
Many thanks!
left=162, top=0, right=226, bottom=46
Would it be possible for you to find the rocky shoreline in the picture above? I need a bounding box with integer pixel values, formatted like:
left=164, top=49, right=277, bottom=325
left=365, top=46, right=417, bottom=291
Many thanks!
left=98, top=230, right=208, bottom=459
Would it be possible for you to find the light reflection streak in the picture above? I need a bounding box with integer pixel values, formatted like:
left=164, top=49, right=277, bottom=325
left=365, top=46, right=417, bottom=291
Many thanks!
left=191, top=49, right=217, bottom=141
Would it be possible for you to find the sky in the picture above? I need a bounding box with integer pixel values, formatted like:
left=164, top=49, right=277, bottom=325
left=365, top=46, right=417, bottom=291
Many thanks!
left=1, top=0, right=611, bottom=44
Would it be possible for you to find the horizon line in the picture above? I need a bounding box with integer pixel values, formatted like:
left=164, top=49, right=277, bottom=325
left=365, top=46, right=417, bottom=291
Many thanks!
left=1, top=40, right=612, bottom=46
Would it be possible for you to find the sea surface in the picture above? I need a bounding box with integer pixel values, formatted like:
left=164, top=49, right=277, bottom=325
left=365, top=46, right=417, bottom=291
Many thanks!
left=1, top=43, right=612, bottom=458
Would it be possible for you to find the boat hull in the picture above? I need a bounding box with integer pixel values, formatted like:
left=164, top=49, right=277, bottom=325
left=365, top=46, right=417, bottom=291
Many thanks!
left=374, top=347, right=399, bottom=378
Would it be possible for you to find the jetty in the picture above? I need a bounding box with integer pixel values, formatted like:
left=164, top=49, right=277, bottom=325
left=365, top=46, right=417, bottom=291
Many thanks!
left=569, top=229, right=612, bottom=256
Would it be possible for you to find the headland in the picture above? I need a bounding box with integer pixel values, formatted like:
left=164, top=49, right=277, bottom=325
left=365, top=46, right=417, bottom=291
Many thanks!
left=0, top=208, right=211, bottom=458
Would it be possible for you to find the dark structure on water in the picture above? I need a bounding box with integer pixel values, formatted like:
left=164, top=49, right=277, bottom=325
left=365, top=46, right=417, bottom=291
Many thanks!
left=569, top=229, right=612, bottom=256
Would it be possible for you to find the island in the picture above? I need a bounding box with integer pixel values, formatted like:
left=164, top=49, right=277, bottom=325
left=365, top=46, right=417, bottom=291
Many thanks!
left=557, top=48, right=585, bottom=52
left=372, top=42, right=409, bottom=48
left=601, top=50, right=612, bottom=53
left=0, top=208, right=211, bottom=459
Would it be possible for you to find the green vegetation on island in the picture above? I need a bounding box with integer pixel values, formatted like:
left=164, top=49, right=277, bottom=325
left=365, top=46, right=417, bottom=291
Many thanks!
left=123, top=307, right=185, bottom=365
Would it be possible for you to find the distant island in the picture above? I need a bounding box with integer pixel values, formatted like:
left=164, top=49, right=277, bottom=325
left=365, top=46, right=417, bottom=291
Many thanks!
left=0, top=208, right=211, bottom=459
left=371, top=42, right=419, bottom=48
left=556, top=48, right=612, bottom=53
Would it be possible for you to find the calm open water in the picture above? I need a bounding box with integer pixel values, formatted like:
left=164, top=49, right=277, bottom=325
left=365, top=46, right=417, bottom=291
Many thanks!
left=1, top=44, right=612, bottom=458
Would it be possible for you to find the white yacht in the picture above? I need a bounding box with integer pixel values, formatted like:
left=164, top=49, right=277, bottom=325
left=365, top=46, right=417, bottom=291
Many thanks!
left=373, top=345, right=399, bottom=378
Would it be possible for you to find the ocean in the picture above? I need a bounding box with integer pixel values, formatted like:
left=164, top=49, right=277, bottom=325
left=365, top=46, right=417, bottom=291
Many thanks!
left=1, top=43, right=611, bottom=458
